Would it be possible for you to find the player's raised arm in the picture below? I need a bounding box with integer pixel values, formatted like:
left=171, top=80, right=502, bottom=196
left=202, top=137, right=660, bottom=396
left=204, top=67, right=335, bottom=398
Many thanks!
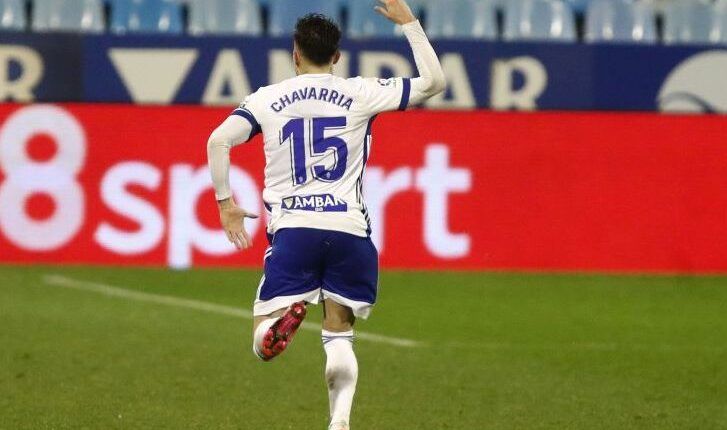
left=376, top=0, right=446, bottom=104
left=207, top=110, right=260, bottom=250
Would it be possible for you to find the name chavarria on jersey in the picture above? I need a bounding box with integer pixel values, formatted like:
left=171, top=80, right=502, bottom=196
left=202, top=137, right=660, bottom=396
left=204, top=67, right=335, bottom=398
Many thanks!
left=270, top=86, right=355, bottom=112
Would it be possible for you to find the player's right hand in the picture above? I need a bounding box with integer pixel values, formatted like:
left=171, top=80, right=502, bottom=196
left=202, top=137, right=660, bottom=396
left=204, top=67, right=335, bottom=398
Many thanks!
left=375, top=0, right=417, bottom=26
left=218, top=199, right=259, bottom=250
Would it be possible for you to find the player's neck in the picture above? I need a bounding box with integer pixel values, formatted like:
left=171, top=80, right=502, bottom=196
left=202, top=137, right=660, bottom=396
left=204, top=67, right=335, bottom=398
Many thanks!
left=297, top=63, right=333, bottom=76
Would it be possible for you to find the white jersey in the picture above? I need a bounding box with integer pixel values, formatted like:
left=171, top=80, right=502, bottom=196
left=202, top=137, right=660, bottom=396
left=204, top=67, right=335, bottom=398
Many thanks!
left=208, top=20, right=445, bottom=240
left=236, top=74, right=411, bottom=237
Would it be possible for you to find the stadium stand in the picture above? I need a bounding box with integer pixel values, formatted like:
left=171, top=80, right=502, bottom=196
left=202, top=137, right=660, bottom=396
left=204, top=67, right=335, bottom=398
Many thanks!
left=563, top=0, right=592, bottom=14
left=0, top=0, right=25, bottom=30
left=268, top=0, right=341, bottom=36
left=0, top=0, right=726, bottom=45
left=110, top=0, right=184, bottom=34
left=32, top=0, right=105, bottom=33
left=347, top=0, right=403, bottom=38
left=425, top=0, right=498, bottom=40
left=503, top=0, right=577, bottom=42
left=663, top=0, right=718, bottom=45
left=187, top=0, right=263, bottom=36
left=585, top=0, right=657, bottom=44
left=717, top=0, right=727, bottom=43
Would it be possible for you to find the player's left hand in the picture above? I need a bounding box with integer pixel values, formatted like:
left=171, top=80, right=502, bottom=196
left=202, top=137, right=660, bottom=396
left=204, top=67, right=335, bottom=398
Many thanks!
left=218, top=198, right=259, bottom=250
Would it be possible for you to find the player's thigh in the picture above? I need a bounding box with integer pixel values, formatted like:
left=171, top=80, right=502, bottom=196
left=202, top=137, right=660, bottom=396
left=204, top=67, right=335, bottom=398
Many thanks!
left=323, top=299, right=355, bottom=332
left=255, top=228, right=325, bottom=317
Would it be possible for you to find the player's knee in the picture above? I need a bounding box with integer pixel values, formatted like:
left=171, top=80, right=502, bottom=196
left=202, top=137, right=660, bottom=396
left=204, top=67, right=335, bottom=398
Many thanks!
left=323, top=300, right=355, bottom=331
left=323, top=319, right=353, bottom=332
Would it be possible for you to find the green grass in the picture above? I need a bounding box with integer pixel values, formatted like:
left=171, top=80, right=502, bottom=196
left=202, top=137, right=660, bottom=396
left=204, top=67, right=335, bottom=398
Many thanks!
left=1, top=265, right=726, bottom=430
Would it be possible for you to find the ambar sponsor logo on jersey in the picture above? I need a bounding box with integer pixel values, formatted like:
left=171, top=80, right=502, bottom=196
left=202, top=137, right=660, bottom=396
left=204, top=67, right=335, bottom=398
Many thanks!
left=282, top=194, right=348, bottom=213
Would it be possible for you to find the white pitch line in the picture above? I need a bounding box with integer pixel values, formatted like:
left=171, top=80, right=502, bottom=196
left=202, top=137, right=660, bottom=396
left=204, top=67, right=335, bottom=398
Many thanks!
left=42, top=274, right=420, bottom=348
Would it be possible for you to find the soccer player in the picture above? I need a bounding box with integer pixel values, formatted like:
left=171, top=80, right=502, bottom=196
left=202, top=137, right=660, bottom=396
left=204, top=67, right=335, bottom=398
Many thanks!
left=207, top=0, right=445, bottom=428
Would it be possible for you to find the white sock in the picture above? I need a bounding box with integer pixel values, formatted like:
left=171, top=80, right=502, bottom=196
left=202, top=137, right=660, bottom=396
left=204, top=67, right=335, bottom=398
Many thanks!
left=253, top=318, right=277, bottom=359
left=322, top=330, right=357, bottom=426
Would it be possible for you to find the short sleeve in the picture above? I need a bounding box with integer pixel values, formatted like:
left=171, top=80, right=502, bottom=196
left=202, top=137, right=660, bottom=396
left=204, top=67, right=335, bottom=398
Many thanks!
left=357, top=77, right=412, bottom=115
left=230, top=93, right=263, bottom=141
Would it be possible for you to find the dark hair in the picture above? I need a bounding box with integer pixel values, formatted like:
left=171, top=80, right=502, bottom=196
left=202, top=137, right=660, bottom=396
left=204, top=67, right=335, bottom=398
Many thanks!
left=294, top=14, right=341, bottom=66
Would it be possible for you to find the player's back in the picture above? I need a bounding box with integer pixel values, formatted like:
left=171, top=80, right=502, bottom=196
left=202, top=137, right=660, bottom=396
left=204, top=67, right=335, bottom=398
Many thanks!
left=239, top=72, right=410, bottom=237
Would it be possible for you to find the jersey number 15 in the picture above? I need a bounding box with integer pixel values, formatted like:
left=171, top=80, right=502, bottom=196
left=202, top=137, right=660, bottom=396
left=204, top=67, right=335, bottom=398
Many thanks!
left=281, top=117, right=348, bottom=185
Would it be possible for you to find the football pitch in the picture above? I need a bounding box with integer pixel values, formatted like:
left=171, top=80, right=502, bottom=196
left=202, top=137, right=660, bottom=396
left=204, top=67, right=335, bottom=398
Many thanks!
left=1, top=265, right=726, bottom=430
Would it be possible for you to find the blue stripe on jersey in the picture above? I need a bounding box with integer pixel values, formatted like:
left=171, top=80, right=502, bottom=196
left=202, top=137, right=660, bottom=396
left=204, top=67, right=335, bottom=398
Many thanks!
left=232, top=108, right=262, bottom=139
left=358, top=116, right=377, bottom=203
left=399, top=78, right=411, bottom=111
left=358, top=115, right=377, bottom=236
left=363, top=115, right=377, bottom=165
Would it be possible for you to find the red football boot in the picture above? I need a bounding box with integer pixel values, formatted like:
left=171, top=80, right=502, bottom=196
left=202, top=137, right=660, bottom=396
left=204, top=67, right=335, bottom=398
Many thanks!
left=258, top=302, right=307, bottom=361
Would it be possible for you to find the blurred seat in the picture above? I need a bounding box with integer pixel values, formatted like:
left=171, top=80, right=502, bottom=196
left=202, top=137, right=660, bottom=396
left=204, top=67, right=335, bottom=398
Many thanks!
left=503, top=0, right=576, bottom=42
left=487, top=0, right=504, bottom=10
left=32, top=0, right=104, bottom=33
left=663, top=0, right=717, bottom=45
left=562, top=0, right=592, bottom=14
left=268, top=0, right=341, bottom=37
left=342, top=0, right=426, bottom=15
left=406, top=0, right=427, bottom=14
left=187, top=0, right=262, bottom=36
left=585, top=0, right=656, bottom=44
left=347, top=0, right=401, bottom=38
left=716, top=0, right=727, bottom=44
left=345, top=0, right=428, bottom=38
left=425, top=0, right=497, bottom=40
left=0, top=0, right=26, bottom=30
left=110, top=0, right=183, bottom=34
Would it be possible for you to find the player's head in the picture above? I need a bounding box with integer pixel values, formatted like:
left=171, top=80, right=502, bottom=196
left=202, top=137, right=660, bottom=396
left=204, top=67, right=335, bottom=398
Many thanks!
left=293, top=14, right=342, bottom=74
